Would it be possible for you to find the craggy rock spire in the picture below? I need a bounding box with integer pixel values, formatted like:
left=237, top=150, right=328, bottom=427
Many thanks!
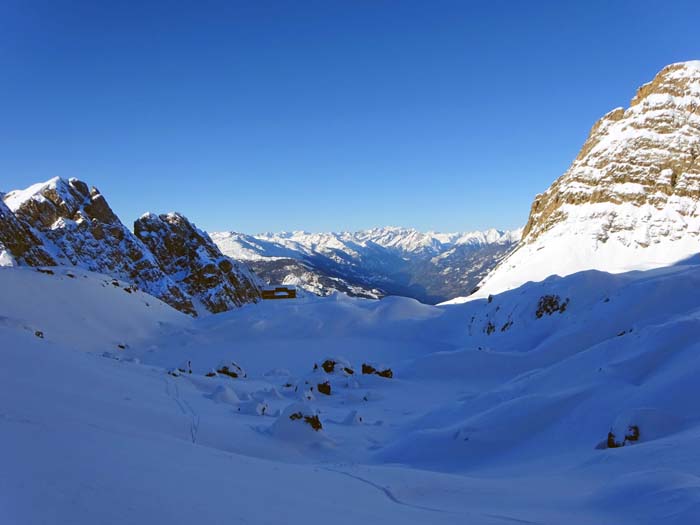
left=135, top=212, right=261, bottom=313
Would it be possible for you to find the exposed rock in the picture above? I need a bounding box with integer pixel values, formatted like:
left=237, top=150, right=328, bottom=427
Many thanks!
left=314, top=357, right=354, bottom=376
left=362, top=363, right=377, bottom=375
left=0, top=198, right=56, bottom=267
left=216, top=361, right=246, bottom=379
left=289, top=411, right=323, bottom=431
left=321, top=359, right=337, bottom=373
left=361, top=363, right=393, bottom=378
left=604, top=425, right=640, bottom=449
left=606, top=431, right=621, bottom=449
left=535, top=295, right=569, bottom=318
left=317, top=381, right=331, bottom=396
left=625, top=425, right=640, bottom=442
left=134, top=212, right=260, bottom=313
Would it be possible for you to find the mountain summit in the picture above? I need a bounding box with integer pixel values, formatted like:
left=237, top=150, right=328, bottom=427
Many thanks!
left=462, top=61, right=700, bottom=301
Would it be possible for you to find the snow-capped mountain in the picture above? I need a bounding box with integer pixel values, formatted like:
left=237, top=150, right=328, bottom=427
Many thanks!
left=211, top=227, right=521, bottom=303
left=451, top=61, right=700, bottom=303
left=0, top=177, right=260, bottom=315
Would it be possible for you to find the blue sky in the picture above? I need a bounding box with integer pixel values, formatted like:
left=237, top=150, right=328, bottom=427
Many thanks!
left=1, top=1, right=699, bottom=234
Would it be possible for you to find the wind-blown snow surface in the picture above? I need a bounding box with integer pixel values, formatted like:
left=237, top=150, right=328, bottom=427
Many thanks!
left=2, top=263, right=700, bottom=524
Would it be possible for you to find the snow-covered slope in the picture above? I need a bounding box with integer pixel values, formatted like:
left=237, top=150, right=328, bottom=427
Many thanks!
left=211, top=227, right=520, bottom=303
left=452, top=61, right=700, bottom=303
left=3, top=255, right=700, bottom=524
left=0, top=266, right=188, bottom=352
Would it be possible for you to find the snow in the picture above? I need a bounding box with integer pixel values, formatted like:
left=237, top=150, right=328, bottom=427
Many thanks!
left=3, top=176, right=66, bottom=213
left=211, top=227, right=521, bottom=262
left=443, top=200, right=700, bottom=304
left=0, top=267, right=188, bottom=352
left=0, top=243, right=15, bottom=266
left=3, top=256, right=700, bottom=523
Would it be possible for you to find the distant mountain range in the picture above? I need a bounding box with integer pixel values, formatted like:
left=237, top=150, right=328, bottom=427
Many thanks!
left=210, top=227, right=521, bottom=304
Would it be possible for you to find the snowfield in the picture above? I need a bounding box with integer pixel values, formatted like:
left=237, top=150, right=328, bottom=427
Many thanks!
left=2, top=261, right=700, bottom=524
left=449, top=201, right=700, bottom=304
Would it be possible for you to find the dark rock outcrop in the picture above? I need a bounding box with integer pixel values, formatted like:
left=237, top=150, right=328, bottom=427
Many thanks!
left=0, top=198, right=56, bottom=266
left=134, top=212, right=260, bottom=313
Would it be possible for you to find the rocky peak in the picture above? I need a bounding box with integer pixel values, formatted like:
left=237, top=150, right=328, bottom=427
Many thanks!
left=4, top=177, right=119, bottom=231
left=522, top=61, right=700, bottom=244
left=3, top=177, right=196, bottom=315
left=465, top=61, right=700, bottom=301
left=134, top=212, right=261, bottom=313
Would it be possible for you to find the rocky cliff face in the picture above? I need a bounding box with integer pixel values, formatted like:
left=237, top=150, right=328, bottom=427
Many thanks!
left=465, top=61, right=700, bottom=301
left=2, top=177, right=260, bottom=316
left=134, top=213, right=260, bottom=313
left=523, top=61, right=700, bottom=243
left=0, top=198, right=56, bottom=267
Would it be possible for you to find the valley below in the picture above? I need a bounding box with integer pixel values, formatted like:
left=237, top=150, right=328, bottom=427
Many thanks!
left=210, top=228, right=520, bottom=304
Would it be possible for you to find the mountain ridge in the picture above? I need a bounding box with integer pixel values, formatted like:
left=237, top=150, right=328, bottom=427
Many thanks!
left=0, top=177, right=261, bottom=315
left=446, top=60, right=700, bottom=304
left=212, top=227, right=521, bottom=303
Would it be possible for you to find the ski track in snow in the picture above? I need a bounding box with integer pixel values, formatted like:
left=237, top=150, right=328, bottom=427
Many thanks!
left=321, top=465, right=451, bottom=514
left=164, top=375, right=201, bottom=443
left=482, top=513, right=544, bottom=525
